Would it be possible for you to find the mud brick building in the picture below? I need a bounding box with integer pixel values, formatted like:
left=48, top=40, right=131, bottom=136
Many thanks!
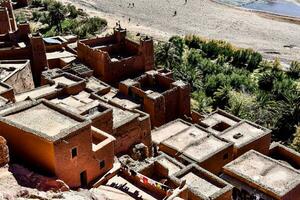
left=152, top=119, right=234, bottom=174
left=77, top=27, right=154, bottom=84
left=0, top=100, right=115, bottom=188
left=119, top=70, right=191, bottom=127
left=48, top=89, right=152, bottom=155
left=199, top=109, right=272, bottom=158
left=171, top=164, right=233, bottom=200
left=222, top=150, right=300, bottom=200
left=18, top=70, right=152, bottom=155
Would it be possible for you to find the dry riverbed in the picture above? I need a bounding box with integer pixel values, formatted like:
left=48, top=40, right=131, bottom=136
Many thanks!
left=60, top=0, right=300, bottom=63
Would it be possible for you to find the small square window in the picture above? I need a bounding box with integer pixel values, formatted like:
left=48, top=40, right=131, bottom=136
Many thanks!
left=223, top=153, right=229, bottom=160
left=99, top=160, right=105, bottom=169
left=71, top=147, right=77, bottom=158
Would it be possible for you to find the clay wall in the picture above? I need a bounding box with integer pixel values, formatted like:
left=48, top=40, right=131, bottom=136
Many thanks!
left=77, top=41, right=107, bottom=78
left=113, top=118, right=143, bottom=155
left=156, top=74, right=173, bottom=89
left=234, top=133, right=271, bottom=158
left=30, top=35, right=48, bottom=86
left=80, top=35, right=115, bottom=47
left=144, top=93, right=166, bottom=127
left=0, top=47, right=31, bottom=60
left=0, top=8, right=11, bottom=34
left=4, top=61, right=35, bottom=94
left=196, top=144, right=234, bottom=174
left=96, top=43, right=121, bottom=55
left=91, top=129, right=114, bottom=178
left=124, top=39, right=139, bottom=55
left=0, top=121, right=56, bottom=175
left=269, top=143, right=300, bottom=170
left=53, top=125, right=100, bottom=188
left=91, top=108, right=113, bottom=134
left=163, top=87, right=179, bottom=123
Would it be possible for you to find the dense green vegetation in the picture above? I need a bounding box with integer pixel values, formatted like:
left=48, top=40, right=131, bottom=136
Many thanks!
left=155, top=35, right=300, bottom=150
left=16, top=0, right=107, bottom=38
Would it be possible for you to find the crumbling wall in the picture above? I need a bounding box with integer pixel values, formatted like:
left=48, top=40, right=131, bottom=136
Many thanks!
left=5, top=62, right=35, bottom=94
left=0, top=136, right=9, bottom=167
left=163, top=88, right=179, bottom=123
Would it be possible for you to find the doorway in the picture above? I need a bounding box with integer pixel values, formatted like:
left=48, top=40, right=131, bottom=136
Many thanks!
left=80, top=170, right=88, bottom=188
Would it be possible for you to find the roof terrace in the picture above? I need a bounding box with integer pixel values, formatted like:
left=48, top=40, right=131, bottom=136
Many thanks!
left=172, top=164, right=233, bottom=200
left=0, top=100, right=90, bottom=142
left=223, top=150, right=300, bottom=198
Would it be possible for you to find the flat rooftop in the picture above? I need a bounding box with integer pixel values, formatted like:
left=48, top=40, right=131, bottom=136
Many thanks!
left=1, top=101, right=89, bottom=141
left=163, top=126, right=211, bottom=152
left=53, top=76, right=77, bottom=86
left=156, top=155, right=184, bottom=176
left=46, top=50, right=75, bottom=60
left=183, top=172, right=220, bottom=197
left=182, top=136, right=230, bottom=162
left=173, top=164, right=232, bottom=199
left=50, top=91, right=106, bottom=118
left=15, top=85, right=58, bottom=102
left=220, top=121, right=267, bottom=148
left=104, top=102, right=139, bottom=128
left=0, top=85, right=7, bottom=93
left=153, top=120, right=231, bottom=162
left=223, top=150, right=300, bottom=197
left=100, top=89, right=140, bottom=110
left=201, top=112, right=239, bottom=127
left=86, top=77, right=110, bottom=92
left=152, top=119, right=190, bottom=144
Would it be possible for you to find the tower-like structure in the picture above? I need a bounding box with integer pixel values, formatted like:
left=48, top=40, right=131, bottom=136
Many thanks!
left=0, top=0, right=17, bottom=34
left=29, top=33, right=48, bottom=86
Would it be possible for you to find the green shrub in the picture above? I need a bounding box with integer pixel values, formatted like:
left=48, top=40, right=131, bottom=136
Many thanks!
left=184, top=35, right=205, bottom=49
left=67, top=4, right=78, bottom=18
left=288, top=61, right=300, bottom=79
left=31, top=0, right=43, bottom=7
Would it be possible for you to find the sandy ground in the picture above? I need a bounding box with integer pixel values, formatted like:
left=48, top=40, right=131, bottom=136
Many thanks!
left=61, top=0, right=300, bottom=63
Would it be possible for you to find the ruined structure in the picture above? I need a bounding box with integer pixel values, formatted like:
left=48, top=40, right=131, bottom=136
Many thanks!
left=222, top=150, right=300, bottom=200
left=0, top=59, right=34, bottom=94
left=119, top=70, right=191, bottom=127
left=77, top=27, right=154, bottom=84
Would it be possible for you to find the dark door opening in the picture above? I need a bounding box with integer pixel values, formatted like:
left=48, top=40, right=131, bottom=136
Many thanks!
left=80, top=170, right=88, bottom=188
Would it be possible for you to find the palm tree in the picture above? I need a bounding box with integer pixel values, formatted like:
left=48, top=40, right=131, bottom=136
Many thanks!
left=173, top=64, right=202, bottom=91
left=48, top=1, right=66, bottom=33
left=213, top=85, right=232, bottom=109
left=291, top=126, right=300, bottom=152
left=155, top=42, right=181, bottom=70
left=275, top=92, right=300, bottom=141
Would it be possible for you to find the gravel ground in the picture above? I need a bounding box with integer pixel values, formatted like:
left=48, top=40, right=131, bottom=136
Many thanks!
left=61, top=0, right=300, bottom=63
